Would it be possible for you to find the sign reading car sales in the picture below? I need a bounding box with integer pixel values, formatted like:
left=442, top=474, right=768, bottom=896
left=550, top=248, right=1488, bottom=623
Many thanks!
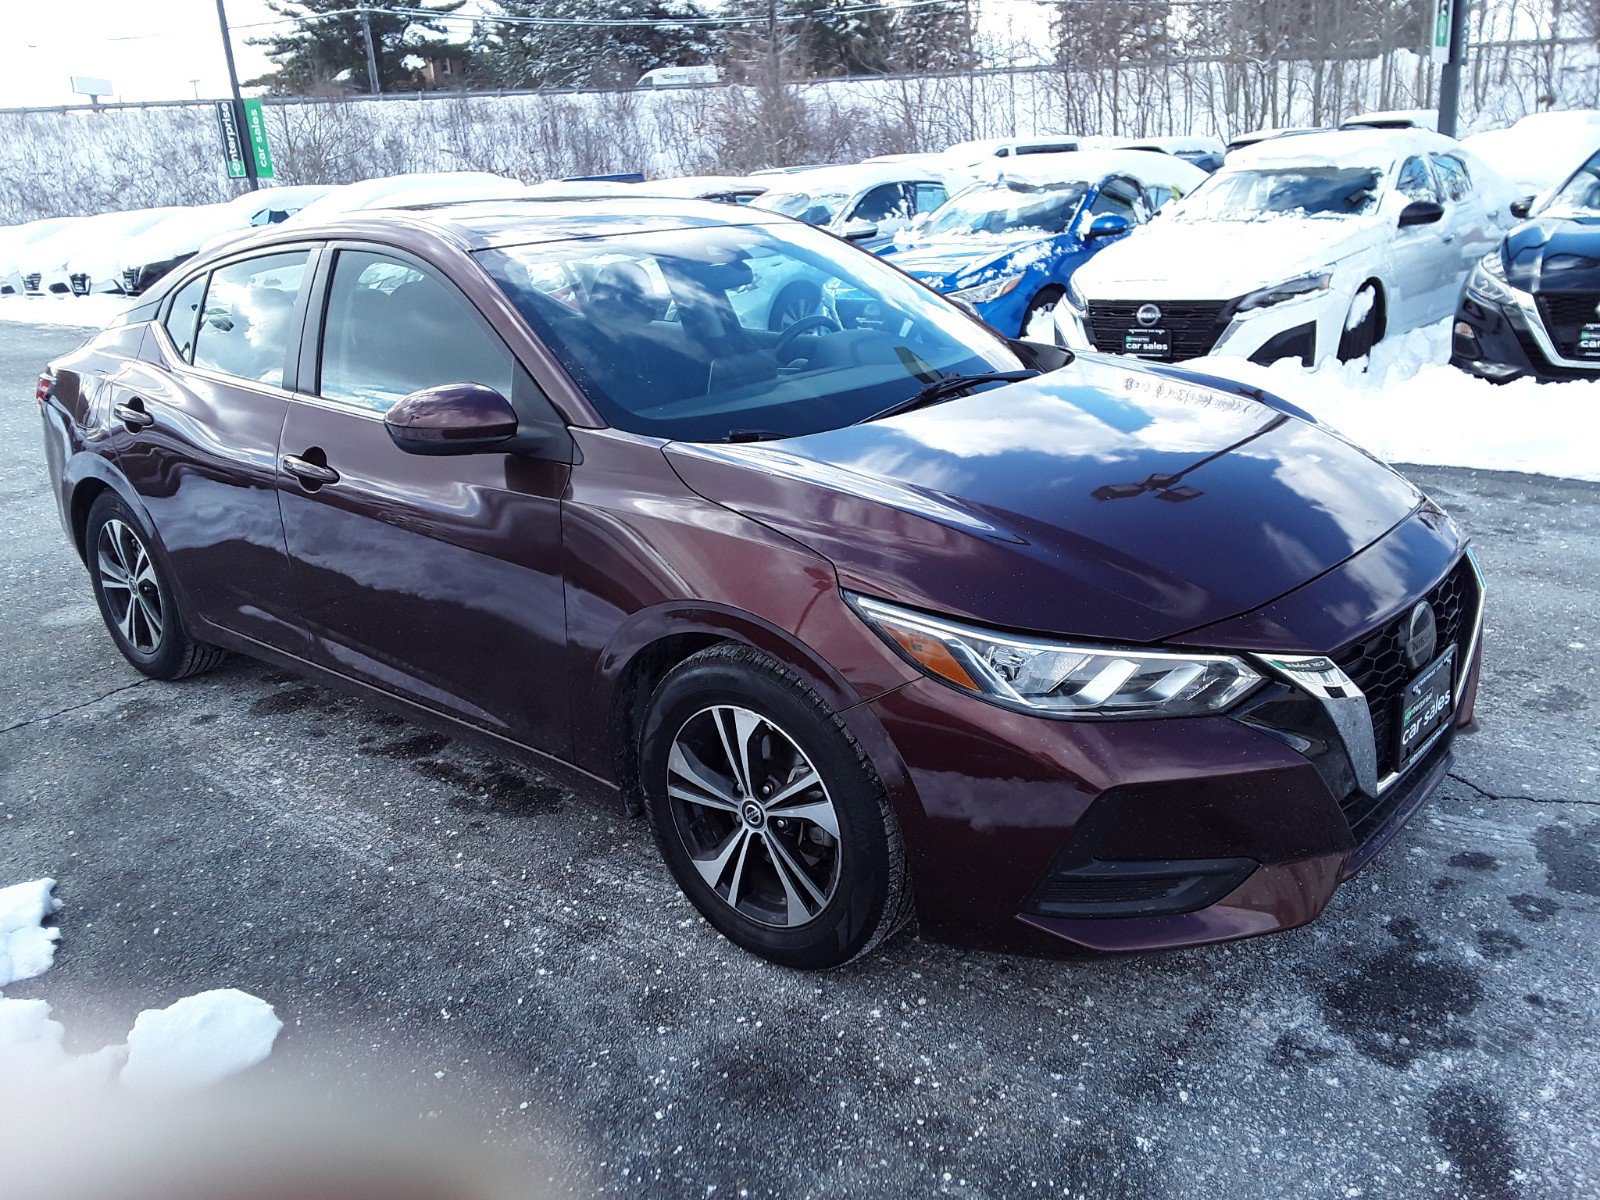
left=1431, top=0, right=1452, bottom=62
left=215, top=101, right=247, bottom=179
left=215, top=99, right=276, bottom=180
left=243, top=98, right=275, bottom=179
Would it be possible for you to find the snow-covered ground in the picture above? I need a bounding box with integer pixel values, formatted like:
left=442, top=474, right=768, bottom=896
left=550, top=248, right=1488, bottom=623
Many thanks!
left=0, top=293, right=125, bottom=329
left=1191, top=320, right=1600, bottom=483
left=0, top=878, right=281, bottom=1091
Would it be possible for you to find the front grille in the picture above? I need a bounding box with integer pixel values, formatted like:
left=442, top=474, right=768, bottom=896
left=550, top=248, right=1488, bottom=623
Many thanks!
left=1330, top=556, right=1479, bottom=783
left=1536, top=292, right=1600, bottom=359
left=1085, top=300, right=1229, bottom=361
left=122, top=267, right=141, bottom=294
left=69, top=273, right=90, bottom=296
left=21, top=272, right=41, bottom=294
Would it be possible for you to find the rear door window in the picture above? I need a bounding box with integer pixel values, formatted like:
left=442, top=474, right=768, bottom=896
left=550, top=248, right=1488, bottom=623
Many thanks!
left=163, top=273, right=208, bottom=362
left=316, top=249, right=514, bottom=413
left=190, top=251, right=309, bottom=388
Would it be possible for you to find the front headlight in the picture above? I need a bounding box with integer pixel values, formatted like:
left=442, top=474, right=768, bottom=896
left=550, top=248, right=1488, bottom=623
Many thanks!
left=847, top=594, right=1263, bottom=718
left=951, top=274, right=1024, bottom=305
left=1235, top=271, right=1333, bottom=314
left=1063, top=277, right=1087, bottom=312
left=1466, top=251, right=1515, bottom=304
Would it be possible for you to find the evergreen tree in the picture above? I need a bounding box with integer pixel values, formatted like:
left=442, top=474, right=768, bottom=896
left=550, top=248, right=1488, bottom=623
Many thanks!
left=471, top=0, right=720, bottom=90
left=249, top=0, right=469, bottom=94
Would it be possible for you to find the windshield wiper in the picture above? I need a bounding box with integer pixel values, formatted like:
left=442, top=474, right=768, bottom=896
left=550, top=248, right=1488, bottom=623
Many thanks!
left=855, top=370, right=1040, bottom=425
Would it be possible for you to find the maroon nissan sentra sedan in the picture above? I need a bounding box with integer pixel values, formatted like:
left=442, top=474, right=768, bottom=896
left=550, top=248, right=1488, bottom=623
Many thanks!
left=38, top=198, right=1483, bottom=967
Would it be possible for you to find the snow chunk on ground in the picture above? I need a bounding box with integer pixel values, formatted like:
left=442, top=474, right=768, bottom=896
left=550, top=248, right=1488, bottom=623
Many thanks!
left=0, top=880, right=281, bottom=1095
left=1190, top=320, right=1600, bottom=482
left=121, top=989, right=282, bottom=1095
left=0, top=878, right=60, bottom=987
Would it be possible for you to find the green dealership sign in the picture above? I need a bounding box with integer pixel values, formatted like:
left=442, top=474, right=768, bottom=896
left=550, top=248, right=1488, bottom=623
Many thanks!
left=215, top=99, right=275, bottom=180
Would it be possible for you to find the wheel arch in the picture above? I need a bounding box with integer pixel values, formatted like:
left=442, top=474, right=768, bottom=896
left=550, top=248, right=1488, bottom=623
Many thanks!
left=64, top=457, right=158, bottom=565
left=1360, top=277, right=1387, bottom=341
left=599, top=602, right=873, bottom=815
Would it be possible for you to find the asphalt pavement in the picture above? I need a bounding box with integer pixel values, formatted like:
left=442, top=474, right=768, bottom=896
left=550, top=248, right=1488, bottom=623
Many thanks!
left=1, top=321, right=1596, bottom=1200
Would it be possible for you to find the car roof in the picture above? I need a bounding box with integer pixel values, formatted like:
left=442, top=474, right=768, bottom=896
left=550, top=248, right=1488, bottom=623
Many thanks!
left=1224, top=126, right=1460, bottom=170
left=276, top=196, right=792, bottom=252
left=983, top=148, right=1208, bottom=191
left=754, top=160, right=954, bottom=193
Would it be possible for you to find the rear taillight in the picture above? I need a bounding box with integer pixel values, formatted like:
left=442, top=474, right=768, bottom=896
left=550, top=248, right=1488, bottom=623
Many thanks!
left=37, top=372, right=55, bottom=405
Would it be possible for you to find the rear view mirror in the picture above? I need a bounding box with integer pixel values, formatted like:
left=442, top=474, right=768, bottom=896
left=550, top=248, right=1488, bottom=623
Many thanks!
left=1084, top=213, right=1132, bottom=240
left=1510, top=195, right=1534, bottom=219
left=841, top=218, right=880, bottom=242
left=1398, top=199, right=1444, bottom=227
left=384, top=382, right=518, bottom=456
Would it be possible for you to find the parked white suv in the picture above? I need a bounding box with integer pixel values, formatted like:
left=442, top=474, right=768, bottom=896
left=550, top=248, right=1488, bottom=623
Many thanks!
left=1054, top=128, right=1516, bottom=365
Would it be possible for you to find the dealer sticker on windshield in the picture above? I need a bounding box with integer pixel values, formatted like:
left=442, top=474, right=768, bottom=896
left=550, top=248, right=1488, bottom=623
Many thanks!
left=1397, top=646, right=1456, bottom=771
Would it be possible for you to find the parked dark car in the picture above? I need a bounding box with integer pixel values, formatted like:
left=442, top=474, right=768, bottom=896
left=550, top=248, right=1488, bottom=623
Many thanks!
left=38, top=199, right=1484, bottom=967
left=1453, top=147, right=1600, bottom=381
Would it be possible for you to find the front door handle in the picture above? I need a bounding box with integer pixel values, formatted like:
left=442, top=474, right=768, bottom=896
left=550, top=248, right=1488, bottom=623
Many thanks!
left=113, top=399, right=154, bottom=430
left=282, top=453, right=340, bottom=488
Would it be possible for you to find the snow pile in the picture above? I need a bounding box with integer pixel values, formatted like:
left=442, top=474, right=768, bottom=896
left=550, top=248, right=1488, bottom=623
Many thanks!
left=0, top=880, right=282, bottom=1093
left=0, top=293, right=127, bottom=328
left=1190, top=320, right=1600, bottom=482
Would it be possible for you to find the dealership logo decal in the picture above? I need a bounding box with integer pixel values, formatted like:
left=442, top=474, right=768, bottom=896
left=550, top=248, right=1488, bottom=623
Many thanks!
left=1404, top=601, right=1438, bottom=670
left=1136, top=303, right=1162, bottom=326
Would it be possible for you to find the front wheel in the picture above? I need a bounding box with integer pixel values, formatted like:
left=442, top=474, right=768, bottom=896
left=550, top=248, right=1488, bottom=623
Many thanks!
left=1337, top=283, right=1381, bottom=363
left=85, top=492, right=226, bottom=680
left=1020, top=286, right=1065, bottom=338
left=640, top=645, right=912, bottom=968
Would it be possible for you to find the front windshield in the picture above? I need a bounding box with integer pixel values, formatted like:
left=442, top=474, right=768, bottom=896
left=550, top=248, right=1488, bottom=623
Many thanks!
left=920, top=182, right=1088, bottom=238
left=1543, top=149, right=1600, bottom=218
left=1173, top=166, right=1383, bottom=220
left=749, top=191, right=849, bottom=227
left=477, top=222, right=1021, bottom=442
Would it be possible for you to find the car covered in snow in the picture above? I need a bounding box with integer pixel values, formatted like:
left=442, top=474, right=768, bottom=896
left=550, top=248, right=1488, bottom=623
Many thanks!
left=1112, top=136, right=1226, bottom=173
left=281, top=174, right=523, bottom=231
left=26, top=208, right=190, bottom=296
left=1462, top=109, right=1600, bottom=200
left=120, top=186, right=330, bottom=295
left=749, top=162, right=965, bottom=252
left=1, top=217, right=82, bottom=295
left=939, top=136, right=1090, bottom=171
left=878, top=150, right=1207, bottom=338
left=1055, top=128, right=1517, bottom=366
left=1452, top=145, right=1600, bottom=382
left=634, top=175, right=769, bottom=205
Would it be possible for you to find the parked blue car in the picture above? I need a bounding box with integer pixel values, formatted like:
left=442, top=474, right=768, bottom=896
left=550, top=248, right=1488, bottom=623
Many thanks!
left=878, top=151, right=1208, bottom=337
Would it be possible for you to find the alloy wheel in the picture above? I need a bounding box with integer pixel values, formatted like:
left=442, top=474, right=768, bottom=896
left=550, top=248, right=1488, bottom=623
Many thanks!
left=97, top=518, right=163, bottom=654
left=666, top=705, right=842, bottom=928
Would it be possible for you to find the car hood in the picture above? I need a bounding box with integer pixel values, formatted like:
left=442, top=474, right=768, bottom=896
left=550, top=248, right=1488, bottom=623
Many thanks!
left=1075, top=217, right=1376, bottom=298
left=665, top=354, right=1423, bottom=644
left=882, top=235, right=1059, bottom=288
left=1501, top=214, right=1600, bottom=293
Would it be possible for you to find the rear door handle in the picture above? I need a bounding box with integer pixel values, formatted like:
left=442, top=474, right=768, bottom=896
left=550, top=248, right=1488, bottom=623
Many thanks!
left=113, top=399, right=154, bottom=430
left=281, top=454, right=340, bottom=488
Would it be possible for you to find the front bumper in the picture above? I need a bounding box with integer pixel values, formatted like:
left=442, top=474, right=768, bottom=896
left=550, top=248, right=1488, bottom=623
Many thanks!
left=1056, top=287, right=1355, bottom=366
left=868, top=536, right=1483, bottom=955
left=1451, top=288, right=1600, bottom=382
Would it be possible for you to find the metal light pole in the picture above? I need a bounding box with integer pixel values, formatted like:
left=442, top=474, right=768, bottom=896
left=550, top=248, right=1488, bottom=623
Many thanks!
left=360, top=7, right=382, bottom=95
left=214, top=0, right=259, bottom=190
left=1437, top=0, right=1470, bottom=138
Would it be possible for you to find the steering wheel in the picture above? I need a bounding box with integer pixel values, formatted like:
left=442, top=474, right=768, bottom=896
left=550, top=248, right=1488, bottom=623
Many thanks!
left=774, top=313, right=842, bottom=363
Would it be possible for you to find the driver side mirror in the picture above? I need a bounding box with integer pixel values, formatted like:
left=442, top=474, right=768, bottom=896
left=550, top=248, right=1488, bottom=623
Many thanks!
left=841, top=218, right=880, bottom=242
left=1398, top=199, right=1444, bottom=227
left=1084, top=213, right=1132, bottom=240
left=1510, top=195, right=1534, bottom=219
left=385, top=382, right=519, bottom=456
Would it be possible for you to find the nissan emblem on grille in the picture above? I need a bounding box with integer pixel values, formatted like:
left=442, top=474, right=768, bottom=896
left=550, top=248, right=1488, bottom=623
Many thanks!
left=1404, top=601, right=1438, bottom=669
left=1136, top=303, right=1162, bottom=327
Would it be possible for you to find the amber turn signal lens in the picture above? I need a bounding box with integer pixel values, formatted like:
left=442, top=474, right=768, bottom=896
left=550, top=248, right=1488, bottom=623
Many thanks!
left=878, top=621, right=980, bottom=691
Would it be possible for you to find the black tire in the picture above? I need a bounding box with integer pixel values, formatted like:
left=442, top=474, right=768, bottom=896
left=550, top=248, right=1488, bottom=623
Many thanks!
left=767, top=283, right=822, bottom=333
left=1337, top=283, right=1381, bottom=362
left=85, top=492, right=226, bottom=681
left=640, top=644, right=913, bottom=969
left=1020, top=286, right=1065, bottom=338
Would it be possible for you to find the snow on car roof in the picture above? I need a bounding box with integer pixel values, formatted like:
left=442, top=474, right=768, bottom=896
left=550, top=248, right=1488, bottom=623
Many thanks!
left=985, top=148, right=1208, bottom=193
left=634, top=175, right=768, bottom=198
left=1464, top=109, right=1600, bottom=194
left=1224, top=126, right=1461, bottom=171
left=756, top=160, right=963, bottom=195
